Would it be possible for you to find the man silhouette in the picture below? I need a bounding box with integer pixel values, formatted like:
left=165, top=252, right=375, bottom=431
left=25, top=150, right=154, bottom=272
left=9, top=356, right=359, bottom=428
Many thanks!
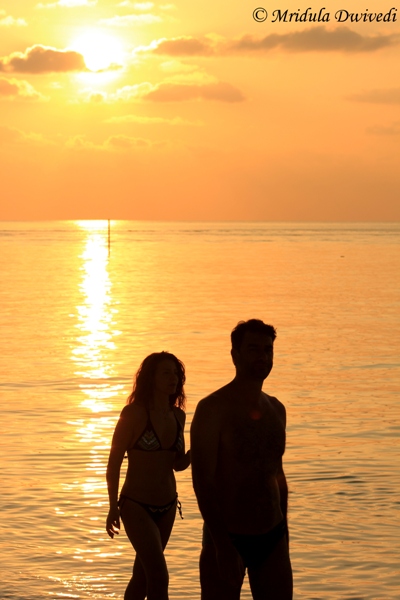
left=191, top=319, right=292, bottom=599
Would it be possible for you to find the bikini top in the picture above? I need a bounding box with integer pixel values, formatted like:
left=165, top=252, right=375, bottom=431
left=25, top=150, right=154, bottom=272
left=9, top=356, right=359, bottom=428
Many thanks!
left=129, top=411, right=184, bottom=453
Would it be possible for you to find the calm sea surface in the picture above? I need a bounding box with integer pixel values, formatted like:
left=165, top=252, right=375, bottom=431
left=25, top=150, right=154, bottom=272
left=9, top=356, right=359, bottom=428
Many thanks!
left=1, top=221, right=399, bottom=600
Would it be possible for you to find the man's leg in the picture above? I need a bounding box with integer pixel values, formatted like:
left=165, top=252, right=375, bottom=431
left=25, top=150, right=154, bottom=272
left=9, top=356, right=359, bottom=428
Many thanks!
left=200, top=529, right=243, bottom=600
left=247, top=536, right=293, bottom=600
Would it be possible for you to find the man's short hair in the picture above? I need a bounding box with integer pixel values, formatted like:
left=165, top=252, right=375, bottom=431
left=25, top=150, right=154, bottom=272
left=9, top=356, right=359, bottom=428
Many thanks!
left=231, top=319, right=277, bottom=351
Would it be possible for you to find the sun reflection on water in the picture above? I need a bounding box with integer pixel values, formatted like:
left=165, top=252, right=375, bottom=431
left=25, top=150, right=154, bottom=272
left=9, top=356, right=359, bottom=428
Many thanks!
left=70, top=221, right=123, bottom=508
left=72, top=221, right=122, bottom=413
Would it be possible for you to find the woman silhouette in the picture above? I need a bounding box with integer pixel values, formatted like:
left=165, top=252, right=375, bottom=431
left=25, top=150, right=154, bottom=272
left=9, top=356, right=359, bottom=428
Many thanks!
left=106, top=352, right=190, bottom=600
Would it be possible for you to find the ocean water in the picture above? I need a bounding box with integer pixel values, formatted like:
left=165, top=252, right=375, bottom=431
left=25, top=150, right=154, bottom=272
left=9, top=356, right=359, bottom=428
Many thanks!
left=0, top=220, right=399, bottom=600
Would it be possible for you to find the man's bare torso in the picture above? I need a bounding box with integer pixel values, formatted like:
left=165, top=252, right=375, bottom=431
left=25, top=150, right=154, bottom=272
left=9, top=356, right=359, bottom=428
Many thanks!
left=207, top=386, right=286, bottom=534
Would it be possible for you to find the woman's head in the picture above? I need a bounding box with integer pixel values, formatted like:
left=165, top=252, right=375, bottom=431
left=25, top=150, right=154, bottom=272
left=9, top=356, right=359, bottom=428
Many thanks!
left=127, top=352, right=186, bottom=409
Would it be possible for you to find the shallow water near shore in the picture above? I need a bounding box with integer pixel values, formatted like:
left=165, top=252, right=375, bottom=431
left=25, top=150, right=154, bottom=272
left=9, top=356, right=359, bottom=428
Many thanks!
left=1, top=221, right=399, bottom=599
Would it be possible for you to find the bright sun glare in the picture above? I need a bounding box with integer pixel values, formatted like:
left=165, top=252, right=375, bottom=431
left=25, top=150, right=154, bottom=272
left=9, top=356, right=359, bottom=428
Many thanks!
left=71, top=31, right=124, bottom=72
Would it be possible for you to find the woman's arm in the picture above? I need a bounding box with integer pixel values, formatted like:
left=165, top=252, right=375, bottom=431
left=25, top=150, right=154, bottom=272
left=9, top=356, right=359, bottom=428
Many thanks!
left=173, top=408, right=191, bottom=471
left=105, top=405, right=135, bottom=538
left=174, top=448, right=191, bottom=471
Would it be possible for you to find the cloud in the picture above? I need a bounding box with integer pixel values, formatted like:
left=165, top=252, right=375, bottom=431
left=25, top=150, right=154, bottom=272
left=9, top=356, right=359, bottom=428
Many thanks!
left=348, top=88, right=400, bottom=104
left=143, top=81, right=245, bottom=103
left=105, top=114, right=202, bottom=125
left=0, top=77, right=48, bottom=100
left=163, top=69, right=215, bottom=86
left=146, top=36, right=217, bottom=56
left=36, top=0, right=97, bottom=8
left=144, top=27, right=398, bottom=57
left=117, top=1, right=175, bottom=9
left=0, top=10, right=28, bottom=26
left=366, top=121, right=400, bottom=136
left=0, top=124, right=50, bottom=145
left=65, top=133, right=161, bottom=151
left=105, top=135, right=153, bottom=149
left=0, top=125, right=23, bottom=144
left=100, top=2, right=174, bottom=26
left=78, top=82, right=153, bottom=103
left=99, top=14, right=161, bottom=26
left=0, top=45, right=87, bottom=74
left=159, top=59, right=199, bottom=74
left=117, top=1, right=155, bottom=8
left=78, top=77, right=243, bottom=104
left=227, top=28, right=398, bottom=53
left=87, top=91, right=106, bottom=103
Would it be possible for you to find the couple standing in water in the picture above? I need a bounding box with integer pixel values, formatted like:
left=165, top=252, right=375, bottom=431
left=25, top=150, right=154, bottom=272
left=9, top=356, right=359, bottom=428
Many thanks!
left=106, top=319, right=293, bottom=600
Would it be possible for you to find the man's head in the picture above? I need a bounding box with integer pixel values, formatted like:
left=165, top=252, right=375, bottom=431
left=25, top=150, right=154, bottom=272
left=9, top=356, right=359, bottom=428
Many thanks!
left=231, top=319, right=277, bottom=381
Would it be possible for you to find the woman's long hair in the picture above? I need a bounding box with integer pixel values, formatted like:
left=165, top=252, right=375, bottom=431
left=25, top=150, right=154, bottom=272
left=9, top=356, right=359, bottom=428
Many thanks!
left=127, top=351, right=186, bottom=410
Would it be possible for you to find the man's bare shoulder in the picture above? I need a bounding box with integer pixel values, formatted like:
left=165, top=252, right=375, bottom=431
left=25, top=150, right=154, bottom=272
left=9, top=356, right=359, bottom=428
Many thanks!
left=196, top=384, right=232, bottom=411
left=262, top=392, right=286, bottom=420
left=192, top=385, right=234, bottom=427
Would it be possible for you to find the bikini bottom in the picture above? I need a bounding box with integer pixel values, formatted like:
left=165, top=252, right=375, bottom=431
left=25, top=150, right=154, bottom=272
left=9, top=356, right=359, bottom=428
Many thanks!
left=118, top=493, right=183, bottom=520
left=229, top=519, right=287, bottom=569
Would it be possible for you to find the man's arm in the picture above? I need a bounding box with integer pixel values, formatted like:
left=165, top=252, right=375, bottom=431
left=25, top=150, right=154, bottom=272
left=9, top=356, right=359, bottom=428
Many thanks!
left=277, top=462, right=289, bottom=547
left=191, top=396, right=245, bottom=585
left=191, top=398, right=227, bottom=541
left=190, top=398, right=236, bottom=546
left=277, top=462, right=288, bottom=518
left=272, top=396, right=290, bottom=546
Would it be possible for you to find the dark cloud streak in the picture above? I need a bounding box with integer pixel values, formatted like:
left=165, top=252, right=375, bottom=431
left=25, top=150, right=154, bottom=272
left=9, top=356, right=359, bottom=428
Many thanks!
left=0, top=45, right=87, bottom=73
left=150, top=27, right=398, bottom=57
left=348, top=87, right=400, bottom=104
left=152, top=36, right=215, bottom=56
left=228, top=27, right=397, bottom=53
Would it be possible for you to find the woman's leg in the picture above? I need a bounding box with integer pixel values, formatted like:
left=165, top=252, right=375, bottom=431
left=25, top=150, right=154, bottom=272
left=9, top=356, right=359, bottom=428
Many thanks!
left=124, top=555, right=146, bottom=600
left=120, top=499, right=176, bottom=600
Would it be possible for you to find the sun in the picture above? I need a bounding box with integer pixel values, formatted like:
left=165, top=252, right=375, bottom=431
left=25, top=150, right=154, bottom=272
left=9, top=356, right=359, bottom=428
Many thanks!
left=71, top=30, right=125, bottom=72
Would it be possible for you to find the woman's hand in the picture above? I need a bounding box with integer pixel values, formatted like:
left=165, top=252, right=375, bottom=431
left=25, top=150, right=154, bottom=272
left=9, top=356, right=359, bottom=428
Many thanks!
left=174, top=449, right=191, bottom=471
left=106, top=505, right=120, bottom=539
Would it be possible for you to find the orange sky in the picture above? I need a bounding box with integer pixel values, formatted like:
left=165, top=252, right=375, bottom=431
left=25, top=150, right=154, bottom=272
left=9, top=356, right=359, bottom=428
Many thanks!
left=0, top=0, right=399, bottom=220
